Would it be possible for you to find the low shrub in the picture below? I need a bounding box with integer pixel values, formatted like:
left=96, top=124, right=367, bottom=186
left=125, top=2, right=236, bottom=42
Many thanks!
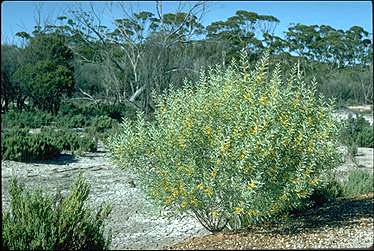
left=1, top=128, right=97, bottom=162
left=91, top=115, right=117, bottom=133
left=108, top=50, right=341, bottom=232
left=343, top=170, right=374, bottom=197
left=43, top=129, right=97, bottom=154
left=1, top=128, right=60, bottom=162
left=58, top=114, right=89, bottom=128
left=340, top=114, right=374, bottom=148
left=291, top=172, right=343, bottom=215
left=59, top=101, right=83, bottom=116
left=2, top=174, right=112, bottom=250
left=59, top=101, right=137, bottom=122
left=1, top=110, right=54, bottom=129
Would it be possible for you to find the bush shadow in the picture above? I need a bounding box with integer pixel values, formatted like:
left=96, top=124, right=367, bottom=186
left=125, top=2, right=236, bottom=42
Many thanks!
left=264, top=195, right=374, bottom=235
left=35, top=153, right=79, bottom=165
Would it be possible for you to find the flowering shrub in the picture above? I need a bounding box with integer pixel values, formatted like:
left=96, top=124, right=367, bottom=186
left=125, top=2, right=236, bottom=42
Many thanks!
left=107, top=50, right=340, bottom=232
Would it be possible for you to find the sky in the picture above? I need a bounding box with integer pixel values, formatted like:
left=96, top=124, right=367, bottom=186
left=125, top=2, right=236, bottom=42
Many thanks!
left=1, top=1, right=372, bottom=45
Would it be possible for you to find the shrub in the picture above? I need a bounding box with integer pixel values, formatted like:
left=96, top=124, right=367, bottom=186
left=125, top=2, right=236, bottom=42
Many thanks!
left=1, top=128, right=60, bottom=162
left=292, top=172, right=343, bottom=214
left=107, top=50, right=341, bottom=232
left=2, top=174, right=112, bottom=250
left=79, top=103, right=137, bottom=122
left=59, top=101, right=83, bottom=116
left=339, top=114, right=374, bottom=148
left=44, top=129, right=97, bottom=154
left=59, top=114, right=88, bottom=128
left=91, top=115, right=117, bottom=133
left=1, top=128, right=97, bottom=162
left=343, top=170, right=374, bottom=197
left=1, top=110, right=54, bottom=129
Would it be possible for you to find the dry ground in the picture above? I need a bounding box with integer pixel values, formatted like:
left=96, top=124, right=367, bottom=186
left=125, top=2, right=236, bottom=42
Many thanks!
left=164, top=194, right=374, bottom=249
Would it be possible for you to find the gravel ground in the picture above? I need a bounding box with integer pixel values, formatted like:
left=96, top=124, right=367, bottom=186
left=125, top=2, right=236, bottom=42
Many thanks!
left=332, top=108, right=373, bottom=125
left=165, top=195, right=374, bottom=249
left=1, top=142, right=208, bottom=250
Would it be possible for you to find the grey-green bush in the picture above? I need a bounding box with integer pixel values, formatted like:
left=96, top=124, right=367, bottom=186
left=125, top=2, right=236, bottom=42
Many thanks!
left=343, top=170, right=373, bottom=197
left=108, top=50, right=341, bottom=232
left=2, top=174, right=112, bottom=250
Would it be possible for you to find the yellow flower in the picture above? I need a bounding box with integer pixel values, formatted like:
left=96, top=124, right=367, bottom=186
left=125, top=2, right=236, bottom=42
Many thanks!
left=216, top=159, right=222, bottom=165
left=204, top=187, right=213, bottom=197
left=244, top=92, right=252, bottom=101
left=307, top=116, right=313, bottom=126
left=247, top=209, right=257, bottom=217
left=205, top=126, right=212, bottom=138
left=247, top=180, right=257, bottom=190
left=189, top=197, right=198, bottom=206
left=172, top=189, right=179, bottom=198
left=178, top=136, right=186, bottom=149
left=185, top=118, right=193, bottom=129
left=160, top=106, right=167, bottom=114
left=296, top=190, right=308, bottom=198
left=250, top=125, right=257, bottom=135
left=295, top=134, right=303, bottom=146
left=259, top=95, right=268, bottom=105
left=211, top=169, right=218, bottom=178
left=212, top=211, right=220, bottom=219
left=220, top=141, right=230, bottom=154
left=165, top=196, right=173, bottom=205
left=282, top=138, right=289, bottom=146
left=309, top=178, right=319, bottom=186
left=197, top=183, right=204, bottom=190
left=234, top=207, right=243, bottom=215
left=181, top=201, right=188, bottom=209
left=239, top=152, right=246, bottom=160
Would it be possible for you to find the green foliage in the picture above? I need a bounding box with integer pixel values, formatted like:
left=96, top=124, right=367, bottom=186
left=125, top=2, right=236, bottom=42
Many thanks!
left=108, top=50, right=341, bottom=232
left=2, top=174, right=112, bottom=250
left=343, top=170, right=374, bottom=197
left=50, top=129, right=97, bottom=154
left=1, top=110, right=54, bottom=129
left=292, top=172, right=343, bottom=214
left=58, top=114, right=89, bottom=128
left=1, top=128, right=60, bottom=162
left=1, top=128, right=97, bottom=162
left=291, top=169, right=373, bottom=214
left=1, top=45, right=24, bottom=112
left=340, top=114, right=373, bottom=148
left=91, top=116, right=116, bottom=133
left=59, top=101, right=137, bottom=122
left=12, top=59, right=75, bottom=114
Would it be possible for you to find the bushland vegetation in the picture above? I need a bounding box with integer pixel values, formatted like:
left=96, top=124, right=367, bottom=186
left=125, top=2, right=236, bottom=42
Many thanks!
left=2, top=175, right=112, bottom=250
left=1, top=0, right=373, bottom=238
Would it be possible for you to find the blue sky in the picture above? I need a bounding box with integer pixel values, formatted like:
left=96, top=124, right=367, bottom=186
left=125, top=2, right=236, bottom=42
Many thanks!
left=1, top=1, right=372, bottom=44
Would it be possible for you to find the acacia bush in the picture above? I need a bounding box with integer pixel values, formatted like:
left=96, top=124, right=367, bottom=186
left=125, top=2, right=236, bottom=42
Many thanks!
left=108, top=50, right=341, bottom=232
left=2, top=174, right=112, bottom=250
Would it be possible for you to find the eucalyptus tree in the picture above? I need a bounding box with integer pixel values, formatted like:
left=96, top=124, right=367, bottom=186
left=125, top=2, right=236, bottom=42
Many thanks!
left=206, top=10, right=279, bottom=62
left=63, top=1, right=207, bottom=114
left=12, top=29, right=75, bottom=114
left=1, top=45, right=24, bottom=112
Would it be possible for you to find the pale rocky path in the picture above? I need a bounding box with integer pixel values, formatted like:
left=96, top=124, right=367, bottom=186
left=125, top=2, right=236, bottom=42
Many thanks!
left=1, top=142, right=208, bottom=250
left=332, top=106, right=373, bottom=125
